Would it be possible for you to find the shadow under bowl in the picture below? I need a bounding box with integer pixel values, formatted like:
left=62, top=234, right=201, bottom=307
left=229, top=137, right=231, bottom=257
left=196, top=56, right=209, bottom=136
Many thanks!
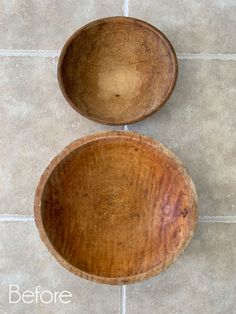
left=58, top=17, right=178, bottom=125
left=34, top=131, right=197, bottom=284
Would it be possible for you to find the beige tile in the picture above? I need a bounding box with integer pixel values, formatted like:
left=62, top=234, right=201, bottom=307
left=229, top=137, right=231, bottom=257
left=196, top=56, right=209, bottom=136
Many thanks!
left=0, top=0, right=123, bottom=50
left=0, top=221, right=119, bottom=313
left=127, top=223, right=236, bottom=314
left=0, top=57, right=117, bottom=215
left=129, top=60, right=236, bottom=216
left=129, top=0, right=236, bottom=53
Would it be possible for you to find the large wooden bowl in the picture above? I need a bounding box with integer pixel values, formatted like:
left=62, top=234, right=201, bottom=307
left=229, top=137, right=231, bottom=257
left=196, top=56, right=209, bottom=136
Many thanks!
left=34, top=132, right=197, bottom=284
left=58, top=17, right=178, bottom=125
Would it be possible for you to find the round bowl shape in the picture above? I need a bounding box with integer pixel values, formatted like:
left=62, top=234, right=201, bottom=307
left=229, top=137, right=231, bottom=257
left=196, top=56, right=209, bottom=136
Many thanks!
left=34, top=131, right=197, bottom=284
left=58, top=17, right=178, bottom=125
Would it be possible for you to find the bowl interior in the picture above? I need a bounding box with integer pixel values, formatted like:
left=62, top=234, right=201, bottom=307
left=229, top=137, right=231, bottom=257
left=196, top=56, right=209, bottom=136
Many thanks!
left=37, top=132, right=197, bottom=284
left=58, top=17, right=177, bottom=125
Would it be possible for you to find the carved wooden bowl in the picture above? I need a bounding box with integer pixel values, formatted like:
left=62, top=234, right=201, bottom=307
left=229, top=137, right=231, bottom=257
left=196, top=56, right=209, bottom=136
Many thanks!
left=34, top=131, right=197, bottom=284
left=58, top=17, right=178, bottom=125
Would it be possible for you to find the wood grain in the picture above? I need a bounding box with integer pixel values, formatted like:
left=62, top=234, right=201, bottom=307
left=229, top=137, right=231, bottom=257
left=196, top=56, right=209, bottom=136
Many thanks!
left=58, top=17, right=178, bottom=125
left=34, top=131, right=197, bottom=284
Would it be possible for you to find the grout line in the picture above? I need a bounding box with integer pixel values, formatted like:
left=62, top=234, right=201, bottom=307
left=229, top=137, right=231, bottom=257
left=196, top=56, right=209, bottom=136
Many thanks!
left=122, top=0, right=129, bottom=136
left=1, top=215, right=236, bottom=223
left=120, top=285, right=126, bottom=314
left=0, top=50, right=236, bottom=61
left=122, top=0, right=129, bottom=17
left=0, top=50, right=59, bottom=57
left=177, top=53, right=236, bottom=61
left=199, top=216, right=236, bottom=223
left=0, top=214, right=34, bottom=222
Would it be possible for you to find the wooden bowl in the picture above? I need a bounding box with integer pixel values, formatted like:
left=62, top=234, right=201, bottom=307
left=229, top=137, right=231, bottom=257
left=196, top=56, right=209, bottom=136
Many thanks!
left=58, top=17, right=178, bottom=125
left=34, top=131, right=197, bottom=284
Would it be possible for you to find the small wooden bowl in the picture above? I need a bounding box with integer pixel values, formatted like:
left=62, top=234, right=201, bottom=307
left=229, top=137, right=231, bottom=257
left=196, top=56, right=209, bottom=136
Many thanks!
left=58, top=17, right=178, bottom=125
left=34, top=131, right=197, bottom=284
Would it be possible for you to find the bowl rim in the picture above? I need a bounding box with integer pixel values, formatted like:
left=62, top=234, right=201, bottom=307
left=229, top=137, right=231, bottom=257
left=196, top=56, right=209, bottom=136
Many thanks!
left=34, top=131, right=198, bottom=285
left=57, top=16, right=178, bottom=126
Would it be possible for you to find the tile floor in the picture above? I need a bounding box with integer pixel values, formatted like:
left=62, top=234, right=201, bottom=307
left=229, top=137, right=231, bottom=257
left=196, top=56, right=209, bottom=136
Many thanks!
left=0, top=0, right=235, bottom=313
